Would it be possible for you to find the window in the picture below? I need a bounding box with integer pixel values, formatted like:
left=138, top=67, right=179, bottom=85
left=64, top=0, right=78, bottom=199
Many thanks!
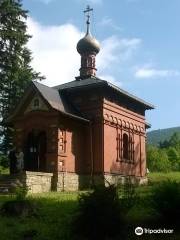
left=123, top=133, right=129, bottom=159
left=117, top=131, right=134, bottom=162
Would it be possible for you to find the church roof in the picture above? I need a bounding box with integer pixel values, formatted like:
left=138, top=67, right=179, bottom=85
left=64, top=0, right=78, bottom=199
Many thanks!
left=6, top=81, right=89, bottom=123
left=54, top=77, right=155, bottom=110
left=7, top=77, right=154, bottom=123
left=33, top=81, right=89, bottom=122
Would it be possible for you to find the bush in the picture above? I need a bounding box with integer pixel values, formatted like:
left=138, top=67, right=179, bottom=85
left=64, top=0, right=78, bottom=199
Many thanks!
left=151, top=180, right=180, bottom=225
left=15, top=185, right=28, bottom=201
left=118, top=177, right=138, bottom=210
left=0, top=154, right=9, bottom=168
left=72, top=185, right=127, bottom=240
left=147, top=145, right=171, bottom=172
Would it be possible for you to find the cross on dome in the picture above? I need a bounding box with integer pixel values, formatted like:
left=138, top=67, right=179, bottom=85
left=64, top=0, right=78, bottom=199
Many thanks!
left=76, top=6, right=100, bottom=79
left=83, top=5, right=93, bottom=34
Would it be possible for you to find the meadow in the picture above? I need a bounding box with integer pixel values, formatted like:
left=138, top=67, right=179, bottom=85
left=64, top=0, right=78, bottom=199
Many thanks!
left=0, top=172, right=180, bottom=240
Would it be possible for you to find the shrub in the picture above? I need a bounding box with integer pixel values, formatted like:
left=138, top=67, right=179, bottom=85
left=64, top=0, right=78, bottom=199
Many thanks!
left=151, top=180, right=180, bottom=225
left=15, top=185, right=28, bottom=201
left=0, top=154, right=9, bottom=168
left=118, top=177, right=138, bottom=210
left=72, top=185, right=127, bottom=240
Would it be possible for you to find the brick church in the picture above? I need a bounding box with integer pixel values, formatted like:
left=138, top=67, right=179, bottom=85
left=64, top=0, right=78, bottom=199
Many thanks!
left=8, top=7, right=154, bottom=192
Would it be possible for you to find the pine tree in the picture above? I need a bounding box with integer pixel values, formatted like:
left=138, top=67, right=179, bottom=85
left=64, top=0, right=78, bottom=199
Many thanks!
left=0, top=0, right=43, bottom=154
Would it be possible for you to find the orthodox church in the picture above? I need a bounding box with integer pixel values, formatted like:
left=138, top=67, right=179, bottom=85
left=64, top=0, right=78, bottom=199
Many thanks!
left=8, top=7, right=154, bottom=192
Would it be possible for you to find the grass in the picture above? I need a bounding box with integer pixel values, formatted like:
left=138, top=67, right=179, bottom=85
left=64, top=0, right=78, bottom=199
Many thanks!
left=0, top=172, right=180, bottom=239
left=148, top=171, right=180, bottom=184
left=0, top=167, right=9, bottom=175
left=0, top=192, right=79, bottom=240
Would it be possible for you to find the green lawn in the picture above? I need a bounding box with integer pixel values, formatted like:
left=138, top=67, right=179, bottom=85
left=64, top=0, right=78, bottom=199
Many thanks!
left=0, top=192, right=79, bottom=240
left=148, top=171, right=180, bottom=183
left=0, top=172, right=179, bottom=240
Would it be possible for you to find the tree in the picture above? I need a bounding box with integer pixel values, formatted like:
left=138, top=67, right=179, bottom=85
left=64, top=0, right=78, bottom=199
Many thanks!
left=167, top=147, right=180, bottom=171
left=0, top=0, right=43, bottom=153
left=160, top=132, right=180, bottom=149
left=169, top=132, right=180, bottom=147
left=147, top=145, right=171, bottom=172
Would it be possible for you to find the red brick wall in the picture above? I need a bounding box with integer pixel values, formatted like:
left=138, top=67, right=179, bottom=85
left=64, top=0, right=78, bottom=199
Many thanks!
left=103, top=99, right=147, bottom=177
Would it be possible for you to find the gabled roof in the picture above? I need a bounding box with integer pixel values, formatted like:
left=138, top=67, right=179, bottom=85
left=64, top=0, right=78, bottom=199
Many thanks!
left=33, top=81, right=89, bottom=122
left=33, top=81, right=63, bottom=112
left=7, top=76, right=154, bottom=124
left=7, top=81, right=89, bottom=123
left=54, top=77, right=155, bottom=110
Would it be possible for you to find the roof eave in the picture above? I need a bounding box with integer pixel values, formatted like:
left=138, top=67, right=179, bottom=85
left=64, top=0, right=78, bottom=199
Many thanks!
left=107, top=82, right=155, bottom=110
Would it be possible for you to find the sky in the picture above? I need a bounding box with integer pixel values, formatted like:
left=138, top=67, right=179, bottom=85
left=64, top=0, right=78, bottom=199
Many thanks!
left=22, top=0, right=180, bottom=131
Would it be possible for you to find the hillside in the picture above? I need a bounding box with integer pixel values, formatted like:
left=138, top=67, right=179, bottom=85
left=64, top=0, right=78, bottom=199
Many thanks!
left=147, top=126, right=180, bottom=146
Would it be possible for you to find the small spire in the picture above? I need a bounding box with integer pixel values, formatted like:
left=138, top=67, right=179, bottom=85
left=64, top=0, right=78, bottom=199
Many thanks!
left=84, top=5, right=93, bottom=35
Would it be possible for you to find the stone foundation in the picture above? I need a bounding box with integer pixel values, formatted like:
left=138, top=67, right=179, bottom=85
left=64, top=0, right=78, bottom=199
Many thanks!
left=21, top=171, right=53, bottom=193
left=10, top=171, right=147, bottom=193
left=103, top=173, right=148, bottom=186
left=56, top=172, right=148, bottom=192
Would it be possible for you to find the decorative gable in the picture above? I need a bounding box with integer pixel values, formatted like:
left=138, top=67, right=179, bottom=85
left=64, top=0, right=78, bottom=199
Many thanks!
left=24, top=94, right=49, bottom=114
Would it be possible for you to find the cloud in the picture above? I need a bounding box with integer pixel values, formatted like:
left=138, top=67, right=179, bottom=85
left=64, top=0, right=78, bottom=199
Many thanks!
left=97, top=36, right=141, bottom=70
left=135, top=67, right=180, bottom=79
left=98, top=17, right=122, bottom=31
left=27, top=18, right=82, bottom=86
left=27, top=18, right=141, bottom=87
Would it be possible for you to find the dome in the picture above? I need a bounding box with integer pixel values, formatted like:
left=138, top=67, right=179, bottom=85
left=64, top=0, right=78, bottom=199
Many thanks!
left=77, top=33, right=100, bottom=55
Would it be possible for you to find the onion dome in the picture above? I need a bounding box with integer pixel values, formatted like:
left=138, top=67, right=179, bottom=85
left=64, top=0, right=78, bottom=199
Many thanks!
left=76, top=6, right=100, bottom=79
left=77, top=32, right=100, bottom=55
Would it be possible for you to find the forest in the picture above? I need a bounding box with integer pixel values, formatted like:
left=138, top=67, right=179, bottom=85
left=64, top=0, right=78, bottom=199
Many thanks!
left=147, top=132, right=180, bottom=172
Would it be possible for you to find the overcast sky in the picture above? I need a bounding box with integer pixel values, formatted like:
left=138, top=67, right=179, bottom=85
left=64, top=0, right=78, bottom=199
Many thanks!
left=23, top=0, right=180, bottom=131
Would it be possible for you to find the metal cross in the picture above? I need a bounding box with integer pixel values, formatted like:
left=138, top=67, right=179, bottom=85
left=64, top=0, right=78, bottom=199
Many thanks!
left=84, top=5, right=93, bottom=34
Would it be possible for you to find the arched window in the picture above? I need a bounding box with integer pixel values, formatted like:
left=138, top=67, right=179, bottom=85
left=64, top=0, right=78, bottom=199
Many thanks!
left=123, top=133, right=129, bottom=159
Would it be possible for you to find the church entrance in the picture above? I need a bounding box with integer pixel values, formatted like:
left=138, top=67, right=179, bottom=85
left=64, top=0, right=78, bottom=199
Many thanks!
left=24, top=130, right=47, bottom=172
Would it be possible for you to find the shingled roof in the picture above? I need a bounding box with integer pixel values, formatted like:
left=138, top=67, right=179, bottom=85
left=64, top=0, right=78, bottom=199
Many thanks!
left=7, top=81, right=89, bottom=123
left=54, top=77, right=155, bottom=110
left=7, top=76, right=154, bottom=123
left=33, top=81, right=89, bottom=122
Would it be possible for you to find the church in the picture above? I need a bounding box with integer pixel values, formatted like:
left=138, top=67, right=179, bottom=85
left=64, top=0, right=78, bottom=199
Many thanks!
left=7, top=7, right=154, bottom=192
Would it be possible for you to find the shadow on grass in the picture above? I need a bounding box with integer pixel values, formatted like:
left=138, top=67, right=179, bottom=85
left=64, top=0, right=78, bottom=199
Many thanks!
left=0, top=193, right=78, bottom=240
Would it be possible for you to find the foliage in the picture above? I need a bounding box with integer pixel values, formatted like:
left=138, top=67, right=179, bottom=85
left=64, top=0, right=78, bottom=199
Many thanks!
left=72, top=185, right=127, bottom=240
left=0, top=0, right=43, bottom=154
left=147, top=127, right=180, bottom=146
left=0, top=179, right=180, bottom=240
left=147, top=132, right=180, bottom=172
left=0, top=154, right=9, bottom=168
left=15, top=185, right=28, bottom=201
left=167, top=147, right=180, bottom=170
left=119, top=177, right=138, bottom=209
left=151, top=180, right=180, bottom=225
left=147, top=145, right=171, bottom=172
